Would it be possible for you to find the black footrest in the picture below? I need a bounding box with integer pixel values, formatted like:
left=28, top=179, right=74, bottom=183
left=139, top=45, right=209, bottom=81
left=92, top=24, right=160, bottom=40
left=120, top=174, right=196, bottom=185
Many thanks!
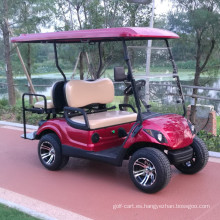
left=21, top=131, right=37, bottom=140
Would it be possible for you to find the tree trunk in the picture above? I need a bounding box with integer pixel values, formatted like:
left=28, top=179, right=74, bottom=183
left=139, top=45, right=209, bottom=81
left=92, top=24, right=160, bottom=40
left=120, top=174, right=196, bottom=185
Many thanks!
left=79, top=52, right=84, bottom=80
left=2, top=18, right=16, bottom=106
left=76, top=4, right=82, bottom=29
left=190, top=38, right=201, bottom=124
left=190, top=34, right=215, bottom=124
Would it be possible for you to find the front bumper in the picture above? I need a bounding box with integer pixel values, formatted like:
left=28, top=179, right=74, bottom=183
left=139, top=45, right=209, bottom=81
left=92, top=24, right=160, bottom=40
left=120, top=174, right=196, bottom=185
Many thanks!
left=168, top=146, right=193, bottom=165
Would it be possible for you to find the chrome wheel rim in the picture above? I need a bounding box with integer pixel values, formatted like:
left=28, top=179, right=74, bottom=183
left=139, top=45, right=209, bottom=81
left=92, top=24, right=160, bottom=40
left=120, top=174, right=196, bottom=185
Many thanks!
left=40, top=141, right=55, bottom=165
left=133, top=158, right=157, bottom=186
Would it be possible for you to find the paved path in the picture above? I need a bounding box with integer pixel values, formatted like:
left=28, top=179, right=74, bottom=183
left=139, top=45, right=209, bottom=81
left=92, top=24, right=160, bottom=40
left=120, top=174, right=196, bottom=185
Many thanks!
left=0, top=125, right=220, bottom=220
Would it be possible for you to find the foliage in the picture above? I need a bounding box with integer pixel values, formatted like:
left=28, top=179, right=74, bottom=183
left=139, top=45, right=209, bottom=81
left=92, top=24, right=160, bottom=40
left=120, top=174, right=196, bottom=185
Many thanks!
left=0, top=98, right=45, bottom=125
left=54, top=0, right=151, bottom=30
left=168, top=0, right=220, bottom=124
left=198, top=130, right=220, bottom=152
left=217, top=116, right=220, bottom=136
left=0, top=98, right=8, bottom=106
left=168, top=0, right=220, bottom=70
left=0, top=203, right=39, bottom=220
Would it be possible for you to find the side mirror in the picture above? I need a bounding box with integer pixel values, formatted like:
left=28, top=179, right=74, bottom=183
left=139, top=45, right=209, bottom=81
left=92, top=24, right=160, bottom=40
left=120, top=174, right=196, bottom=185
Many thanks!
left=114, top=67, right=127, bottom=82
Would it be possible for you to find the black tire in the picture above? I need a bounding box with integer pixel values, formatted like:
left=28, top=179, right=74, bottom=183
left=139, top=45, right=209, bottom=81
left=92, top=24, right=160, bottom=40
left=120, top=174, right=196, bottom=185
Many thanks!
left=128, top=147, right=171, bottom=193
left=38, top=133, right=69, bottom=171
left=175, top=136, right=209, bottom=174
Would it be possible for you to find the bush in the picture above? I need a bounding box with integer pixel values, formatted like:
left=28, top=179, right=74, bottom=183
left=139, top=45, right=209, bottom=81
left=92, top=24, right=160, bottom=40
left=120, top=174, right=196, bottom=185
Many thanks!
left=0, top=98, right=45, bottom=125
left=198, top=130, right=220, bottom=152
left=0, top=98, right=8, bottom=107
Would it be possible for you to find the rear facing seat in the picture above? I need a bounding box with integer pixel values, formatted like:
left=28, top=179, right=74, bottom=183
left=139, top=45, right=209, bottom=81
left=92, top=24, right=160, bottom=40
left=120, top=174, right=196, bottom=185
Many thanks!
left=34, top=81, right=66, bottom=111
left=34, top=100, right=54, bottom=109
left=65, top=78, right=137, bottom=129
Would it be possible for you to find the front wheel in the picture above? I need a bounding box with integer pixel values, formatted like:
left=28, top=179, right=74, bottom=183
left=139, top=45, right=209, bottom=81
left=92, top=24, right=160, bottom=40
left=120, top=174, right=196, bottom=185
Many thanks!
left=175, top=136, right=209, bottom=174
left=38, top=133, right=69, bottom=171
left=128, top=147, right=171, bottom=193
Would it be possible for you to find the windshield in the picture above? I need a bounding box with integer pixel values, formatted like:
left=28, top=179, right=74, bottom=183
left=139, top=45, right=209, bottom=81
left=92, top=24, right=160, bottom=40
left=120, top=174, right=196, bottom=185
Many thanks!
left=126, top=40, right=185, bottom=115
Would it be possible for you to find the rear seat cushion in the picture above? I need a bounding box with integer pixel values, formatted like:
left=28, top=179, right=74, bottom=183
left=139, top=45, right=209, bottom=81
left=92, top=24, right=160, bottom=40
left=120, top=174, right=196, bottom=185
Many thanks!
left=33, top=81, right=66, bottom=110
left=65, top=78, right=114, bottom=108
left=34, top=100, right=54, bottom=109
left=71, top=111, right=137, bottom=129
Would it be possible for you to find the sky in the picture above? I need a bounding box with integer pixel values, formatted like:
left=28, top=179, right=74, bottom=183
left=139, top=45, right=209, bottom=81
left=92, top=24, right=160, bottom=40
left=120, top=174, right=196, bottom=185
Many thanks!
left=155, top=0, right=172, bottom=15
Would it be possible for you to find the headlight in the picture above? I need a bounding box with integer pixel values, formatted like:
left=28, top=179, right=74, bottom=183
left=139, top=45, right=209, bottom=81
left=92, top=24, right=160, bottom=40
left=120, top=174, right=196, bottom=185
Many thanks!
left=144, top=129, right=167, bottom=143
left=157, top=133, right=163, bottom=142
left=187, top=121, right=196, bottom=135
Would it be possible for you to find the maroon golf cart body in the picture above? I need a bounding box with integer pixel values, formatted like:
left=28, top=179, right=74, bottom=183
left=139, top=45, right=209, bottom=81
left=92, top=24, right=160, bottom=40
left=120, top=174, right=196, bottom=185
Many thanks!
left=11, top=27, right=208, bottom=193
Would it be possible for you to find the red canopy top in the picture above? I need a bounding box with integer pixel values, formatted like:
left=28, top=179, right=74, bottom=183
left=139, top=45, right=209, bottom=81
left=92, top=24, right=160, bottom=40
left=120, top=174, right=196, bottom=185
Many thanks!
left=11, top=27, right=179, bottom=43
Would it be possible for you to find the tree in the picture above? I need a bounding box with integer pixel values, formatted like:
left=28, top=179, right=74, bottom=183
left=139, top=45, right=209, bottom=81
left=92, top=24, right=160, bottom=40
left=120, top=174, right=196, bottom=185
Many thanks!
left=0, top=0, right=18, bottom=106
left=14, top=0, right=54, bottom=104
left=168, top=0, right=220, bottom=123
left=54, top=0, right=152, bottom=80
left=0, top=0, right=54, bottom=106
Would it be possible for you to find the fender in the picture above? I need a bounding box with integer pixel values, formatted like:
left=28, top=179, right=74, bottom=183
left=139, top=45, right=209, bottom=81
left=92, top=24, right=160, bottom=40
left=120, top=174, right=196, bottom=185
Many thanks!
left=36, top=120, right=63, bottom=142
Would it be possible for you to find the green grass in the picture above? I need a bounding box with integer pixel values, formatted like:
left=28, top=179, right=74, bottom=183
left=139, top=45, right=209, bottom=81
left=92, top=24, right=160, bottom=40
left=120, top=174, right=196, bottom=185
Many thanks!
left=0, top=203, right=39, bottom=220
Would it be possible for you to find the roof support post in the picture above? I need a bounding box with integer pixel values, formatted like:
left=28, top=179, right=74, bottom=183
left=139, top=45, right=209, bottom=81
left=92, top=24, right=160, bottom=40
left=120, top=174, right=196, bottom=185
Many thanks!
left=122, top=40, right=143, bottom=124
left=165, top=39, right=186, bottom=116
left=96, top=42, right=103, bottom=79
left=53, top=43, right=67, bottom=81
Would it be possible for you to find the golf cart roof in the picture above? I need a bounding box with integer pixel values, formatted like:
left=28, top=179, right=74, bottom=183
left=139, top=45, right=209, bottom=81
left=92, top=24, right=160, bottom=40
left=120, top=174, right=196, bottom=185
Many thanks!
left=11, top=27, right=179, bottom=43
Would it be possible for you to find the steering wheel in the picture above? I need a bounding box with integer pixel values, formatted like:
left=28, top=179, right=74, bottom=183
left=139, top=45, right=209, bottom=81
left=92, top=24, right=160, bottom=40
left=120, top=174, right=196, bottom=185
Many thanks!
left=124, top=79, right=146, bottom=96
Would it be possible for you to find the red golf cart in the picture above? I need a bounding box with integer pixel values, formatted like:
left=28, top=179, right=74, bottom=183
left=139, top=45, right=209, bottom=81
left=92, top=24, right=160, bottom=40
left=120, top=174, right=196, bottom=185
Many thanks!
left=11, top=27, right=208, bottom=193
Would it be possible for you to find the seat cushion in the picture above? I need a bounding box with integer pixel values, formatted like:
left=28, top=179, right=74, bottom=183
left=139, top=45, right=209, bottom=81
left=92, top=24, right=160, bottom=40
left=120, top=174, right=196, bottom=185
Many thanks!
left=34, top=100, right=54, bottom=109
left=71, top=111, right=137, bottom=129
left=65, top=78, right=114, bottom=108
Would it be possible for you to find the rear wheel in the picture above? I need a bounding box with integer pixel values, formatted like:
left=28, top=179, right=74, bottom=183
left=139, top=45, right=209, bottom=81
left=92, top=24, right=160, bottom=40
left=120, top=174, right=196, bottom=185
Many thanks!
left=174, top=136, right=208, bottom=174
left=38, top=133, right=69, bottom=171
left=128, top=147, right=171, bottom=193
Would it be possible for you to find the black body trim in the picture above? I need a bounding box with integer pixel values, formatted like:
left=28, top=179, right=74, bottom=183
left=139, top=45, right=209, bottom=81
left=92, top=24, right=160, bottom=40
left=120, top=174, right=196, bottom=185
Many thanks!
left=131, top=124, right=142, bottom=137
left=62, top=145, right=127, bottom=166
left=168, top=146, right=193, bottom=165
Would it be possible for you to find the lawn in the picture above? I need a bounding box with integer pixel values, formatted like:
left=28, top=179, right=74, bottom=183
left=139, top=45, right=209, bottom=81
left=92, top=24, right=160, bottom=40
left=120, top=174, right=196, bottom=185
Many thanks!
left=0, top=203, right=39, bottom=220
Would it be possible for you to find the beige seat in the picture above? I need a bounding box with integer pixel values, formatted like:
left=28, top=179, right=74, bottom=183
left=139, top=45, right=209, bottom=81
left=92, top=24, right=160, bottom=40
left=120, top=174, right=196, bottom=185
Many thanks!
left=65, top=78, right=137, bottom=129
left=33, top=81, right=66, bottom=110
left=34, top=100, right=54, bottom=109
left=72, top=111, right=137, bottom=129
left=65, top=78, right=114, bottom=107
left=34, top=83, right=55, bottom=109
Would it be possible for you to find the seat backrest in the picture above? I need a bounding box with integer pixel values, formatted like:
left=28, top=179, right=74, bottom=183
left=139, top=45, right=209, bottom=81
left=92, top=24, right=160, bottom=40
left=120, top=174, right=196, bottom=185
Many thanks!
left=65, top=78, right=114, bottom=108
left=51, top=81, right=67, bottom=110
